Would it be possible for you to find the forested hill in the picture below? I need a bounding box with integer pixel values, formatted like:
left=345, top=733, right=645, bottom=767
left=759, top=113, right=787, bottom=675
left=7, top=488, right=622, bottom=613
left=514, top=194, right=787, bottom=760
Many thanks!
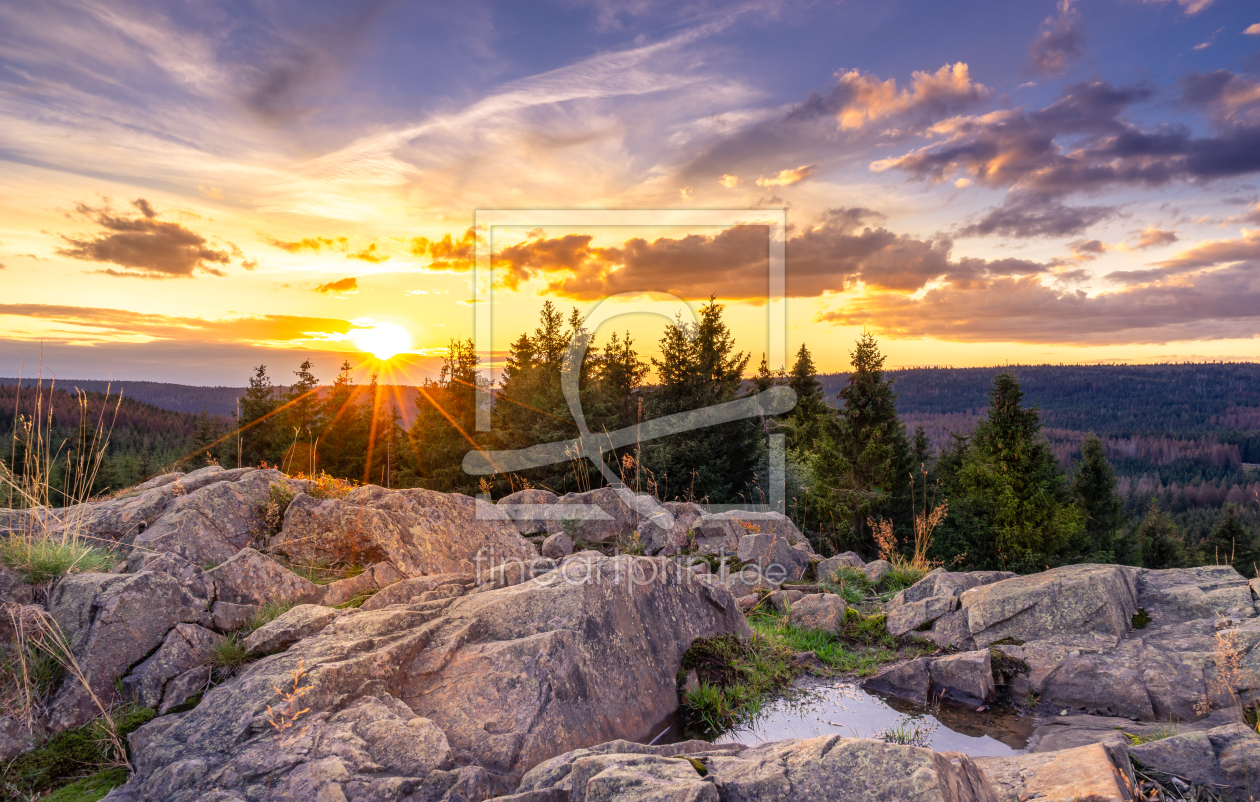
left=0, top=378, right=247, bottom=416
left=821, top=362, right=1260, bottom=448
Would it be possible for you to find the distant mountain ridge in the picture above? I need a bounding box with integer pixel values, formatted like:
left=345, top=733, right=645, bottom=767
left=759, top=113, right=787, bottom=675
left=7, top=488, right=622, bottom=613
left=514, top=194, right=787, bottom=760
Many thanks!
left=7, top=362, right=1260, bottom=434
left=0, top=378, right=248, bottom=417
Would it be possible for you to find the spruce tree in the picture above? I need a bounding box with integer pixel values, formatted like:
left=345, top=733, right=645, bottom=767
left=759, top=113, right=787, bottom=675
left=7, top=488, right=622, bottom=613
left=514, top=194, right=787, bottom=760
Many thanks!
left=1072, top=434, right=1124, bottom=560
left=1137, top=500, right=1188, bottom=569
left=190, top=407, right=224, bottom=466
left=239, top=365, right=280, bottom=467
left=645, top=297, right=759, bottom=504
left=947, top=373, right=1084, bottom=571
left=806, top=333, right=910, bottom=553
left=1203, top=505, right=1255, bottom=573
left=785, top=344, right=829, bottom=452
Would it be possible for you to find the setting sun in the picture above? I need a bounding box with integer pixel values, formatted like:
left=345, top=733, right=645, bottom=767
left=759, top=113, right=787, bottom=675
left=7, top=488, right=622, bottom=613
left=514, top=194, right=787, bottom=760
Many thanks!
left=349, top=322, right=413, bottom=360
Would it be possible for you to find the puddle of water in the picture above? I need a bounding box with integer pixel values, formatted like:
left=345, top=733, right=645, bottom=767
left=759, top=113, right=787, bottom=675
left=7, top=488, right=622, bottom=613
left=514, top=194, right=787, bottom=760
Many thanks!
left=712, top=678, right=1034, bottom=757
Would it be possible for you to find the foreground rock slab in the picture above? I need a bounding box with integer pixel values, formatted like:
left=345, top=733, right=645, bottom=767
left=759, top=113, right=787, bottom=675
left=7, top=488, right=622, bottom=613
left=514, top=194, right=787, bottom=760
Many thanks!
left=513, top=736, right=1001, bottom=802
left=107, top=556, right=749, bottom=801
left=974, top=742, right=1136, bottom=802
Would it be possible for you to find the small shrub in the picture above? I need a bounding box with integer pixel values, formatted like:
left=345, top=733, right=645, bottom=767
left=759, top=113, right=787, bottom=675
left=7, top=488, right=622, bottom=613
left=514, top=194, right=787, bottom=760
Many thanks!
left=261, top=483, right=295, bottom=536
left=249, top=601, right=296, bottom=631
left=1131, top=608, right=1151, bottom=629
left=0, top=536, right=117, bottom=584
left=299, top=472, right=358, bottom=500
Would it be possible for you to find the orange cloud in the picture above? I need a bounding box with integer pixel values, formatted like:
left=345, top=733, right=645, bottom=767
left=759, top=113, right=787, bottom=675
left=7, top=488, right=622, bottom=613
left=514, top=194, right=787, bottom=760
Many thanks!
left=830, top=63, right=989, bottom=130
left=756, top=165, right=815, bottom=188
left=1153, top=229, right=1260, bottom=269
left=315, top=277, right=358, bottom=294
left=347, top=243, right=389, bottom=263
left=264, top=235, right=348, bottom=253
left=0, top=304, right=359, bottom=346
left=407, top=227, right=477, bottom=270
left=56, top=199, right=243, bottom=279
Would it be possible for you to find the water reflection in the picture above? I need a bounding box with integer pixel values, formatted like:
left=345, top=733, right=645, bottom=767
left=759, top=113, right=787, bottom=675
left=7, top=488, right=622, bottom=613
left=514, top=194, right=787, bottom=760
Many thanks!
left=714, top=678, right=1033, bottom=757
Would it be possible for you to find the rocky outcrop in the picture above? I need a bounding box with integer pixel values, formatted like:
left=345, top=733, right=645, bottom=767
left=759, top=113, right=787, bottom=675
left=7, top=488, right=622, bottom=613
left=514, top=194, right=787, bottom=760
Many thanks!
left=121, top=623, right=222, bottom=709
left=815, top=552, right=864, bottom=583
left=243, top=604, right=342, bottom=657
left=1126, top=722, right=1260, bottom=796
left=47, top=570, right=211, bottom=730
left=880, top=564, right=1260, bottom=723
left=959, top=564, right=1140, bottom=648
left=107, top=556, right=749, bottom=801
left=208, top=548, right=323, bottom=607
left=128, top=468, right=284, bottom=564
left=497, top=488, right=561, bottom=535
left=541, top=487, right=650, bottom=546
left=359, top=573, right=473, bottom=610
left=513, top=736, right=1000, bottom=802
left=272, top=485, right=536, bottom=577
left=541, top=532, right=575, bottom=560
left=318, top=561, right=404, bottom=607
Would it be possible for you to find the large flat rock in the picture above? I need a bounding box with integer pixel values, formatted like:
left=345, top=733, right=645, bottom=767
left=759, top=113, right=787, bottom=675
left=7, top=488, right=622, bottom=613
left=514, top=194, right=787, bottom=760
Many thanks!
left=109, top=556, right=749, bottom=801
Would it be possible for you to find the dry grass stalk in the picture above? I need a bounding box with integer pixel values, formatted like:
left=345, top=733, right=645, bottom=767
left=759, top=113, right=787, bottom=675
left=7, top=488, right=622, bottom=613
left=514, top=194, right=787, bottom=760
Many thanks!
left=1, top=603, right=130, bottom=767
left=1196, top=622, right=1259, bottom=731
left=870, top=517, right=898, bottom=563
left=1, top=373, right=124, bottom=581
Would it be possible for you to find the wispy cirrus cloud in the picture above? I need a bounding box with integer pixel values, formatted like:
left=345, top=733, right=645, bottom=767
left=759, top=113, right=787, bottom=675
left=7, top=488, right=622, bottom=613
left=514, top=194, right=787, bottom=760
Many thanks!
left=0, top=303, right=358, bottom=346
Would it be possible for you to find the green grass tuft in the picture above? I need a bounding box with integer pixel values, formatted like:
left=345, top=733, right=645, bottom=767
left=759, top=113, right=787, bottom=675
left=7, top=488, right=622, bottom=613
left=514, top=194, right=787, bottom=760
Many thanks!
left=1131, top=608, right=1151, bottom=629
left=678, top=633, right=795, bottom=737
left=879, top=564, right=928, bottom=596
left=207, top=634, right=248, bottom=671
left=249, top=600, right=296, bottom=630
left=332, top=589, right=378, bottom=609
left=0, top=536, right=117, bottom=584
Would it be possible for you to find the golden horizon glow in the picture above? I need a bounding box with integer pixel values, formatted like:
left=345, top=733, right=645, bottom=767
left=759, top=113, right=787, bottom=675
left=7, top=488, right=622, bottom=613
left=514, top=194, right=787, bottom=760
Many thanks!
left=349, top=322, right=413, bottom=361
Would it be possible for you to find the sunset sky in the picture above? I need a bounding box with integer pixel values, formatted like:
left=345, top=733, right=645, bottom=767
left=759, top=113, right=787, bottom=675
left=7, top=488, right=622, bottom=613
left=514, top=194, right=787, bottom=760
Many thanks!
left=2, top=0, right=1259, bottom=387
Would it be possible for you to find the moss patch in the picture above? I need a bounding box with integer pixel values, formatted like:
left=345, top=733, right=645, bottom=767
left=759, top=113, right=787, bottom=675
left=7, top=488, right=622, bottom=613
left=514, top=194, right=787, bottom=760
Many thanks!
left=990, top=648, right=1030, bottom=684
left=6, top=708, right=153, bottom=800
left=41, top=767, right=130, bottom=802
left=1131, top=608, right=1151, bottom=629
